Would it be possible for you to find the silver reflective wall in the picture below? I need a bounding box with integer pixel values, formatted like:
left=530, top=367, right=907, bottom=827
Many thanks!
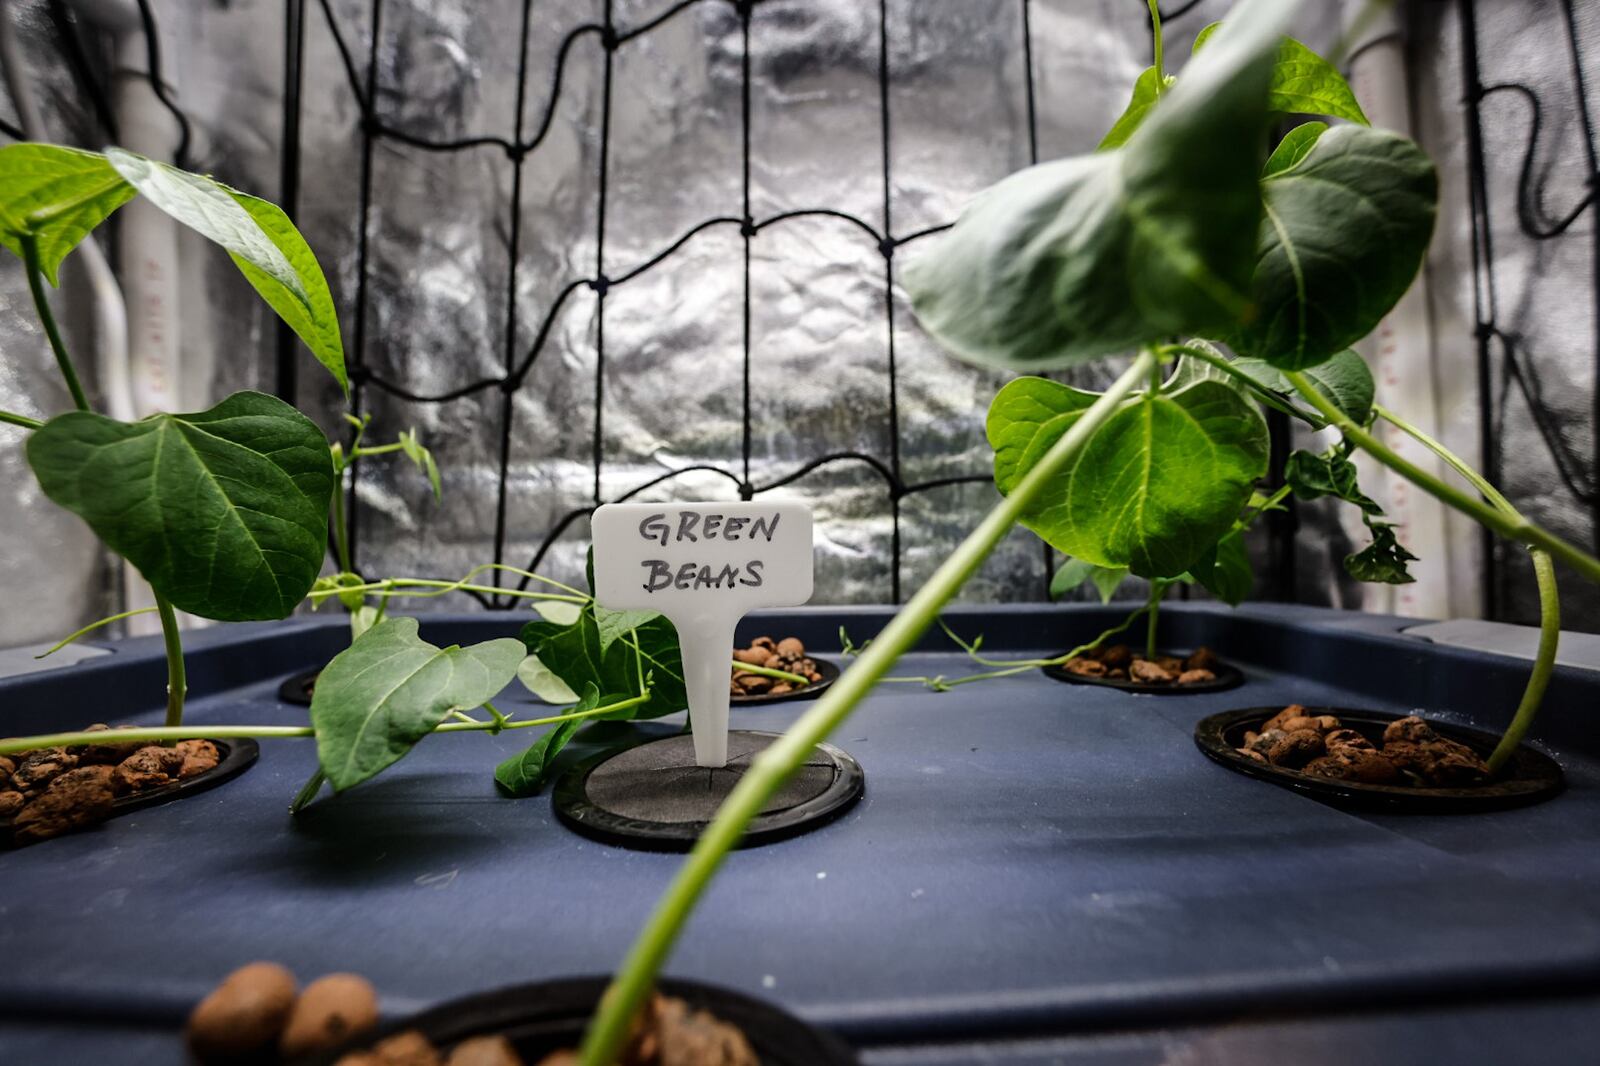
left=1, top=0, right=1595, bottom=645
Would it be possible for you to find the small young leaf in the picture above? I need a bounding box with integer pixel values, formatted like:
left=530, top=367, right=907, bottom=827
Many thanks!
left=534, top=601, right=583, bottom=626
left=0, top=144, right=135, bottom=285
left=1263, top=121, right=1328, bottom=178
left=350, top=604, right=380, bottom=640
left=1232, top=125, right=1437, bottom=370
left=494, top=684, right=602, bottom=797
left=1194, top=26, right=1369, bottom=126
left=1230, top=349, right=1375, bottom=425
left=1346, top=519, right=1418, bottom=584
left=517, top=653, right=580, bottom=704
left=903, top=0, right=1294, bottom=369
left=1090, top=565, right=1129, bottom=604
left=989, top=375, right=1269, bottom=578
left=398, top=430, right=443, bottom=499
left=595, top=604, right=662, bottom=655
left=519, top=607, right=686, bottom=720
left=1285, top=450, right=1381, bottom=514
left=102, top=149, right=347, bottom=392
left=26, top=391, right=333, bottom=621
left=1049, top=558, right=1097, bottom=600
left=1097, top=67, right=1172, bottom=150
left=312, top=617, right=525, bottom=792
left=1192, top=529, right=1254, bottom=605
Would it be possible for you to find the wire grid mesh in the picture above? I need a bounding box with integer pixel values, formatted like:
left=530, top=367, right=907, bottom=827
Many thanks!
left=1458, top=0, right=1599, bottom=618
left=286, top=0, right=1225, bottom=609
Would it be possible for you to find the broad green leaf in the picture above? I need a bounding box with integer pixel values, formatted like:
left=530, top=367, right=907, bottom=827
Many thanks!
left=0, top=144, right=134, bottom=286
left=1195, top=25, right=1369, bottom=126
left=903, top=0, right=1293, bottom=370
left=1192, top=529, right=1253, bottom=605
left=1231, top=349, right=1374, bottom=424
left=311, top=617, right=525, bottom=792
left=517, top=653, right=580, bottom=704
left=495, top=684, right=605, bottom=797
left=1049, top=558, right=1096, bottom=600
left=1263, top=121, right=1328, bottom=178
left=103, top=149, right=347, bottom=392
left=1232, top=124, right=1437, bottom=370
left=534, top=601, right=583, bottom=626
left=26, top=390, right=333, bottom=621
left=1097, top=67, right=1172, bottom=150
left=519, top=607, right=686, bottom=720
left=989, top=375, right=1269, bottom=578
left=1285, top=449, right=1381, bottom=514
left=1346, top=519, right=1417, bottom=584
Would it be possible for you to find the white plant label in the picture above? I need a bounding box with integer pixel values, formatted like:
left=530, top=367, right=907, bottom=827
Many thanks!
left=590, top=501, right=815, bottom=768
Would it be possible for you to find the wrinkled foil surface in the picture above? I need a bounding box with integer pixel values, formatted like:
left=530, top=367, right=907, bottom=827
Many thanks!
left=1, top=0, right=1594, bottom=644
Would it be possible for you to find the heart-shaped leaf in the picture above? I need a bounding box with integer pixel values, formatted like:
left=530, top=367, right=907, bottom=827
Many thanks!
left=1191, top=528, right=1254, bottom=605
left=26, top=391, right=334, bottom=621
left=1050, top=558, right=1128, bottom=602
left=494, top=683, right=636, bottom=797
left=0, top=143, right=134, bottom=285
left=1097, top=67, right=1171, bottom=150
left=903, top=0, right=1294, bottom=369
left=311, top=617, right=526, bottom=792
left=989, top=375, right=1269, bottom=578
left=519, top=607, right=685, bottom=720
left=1231, top=124, right=1437, bottom=370
left=518, top=653, right=580, bottom=703
left=104, top=149, right=347, bottom=392
left=1231, top=348, right=1374, bottom=424
left=1194, top=25, right=1369, bottom=126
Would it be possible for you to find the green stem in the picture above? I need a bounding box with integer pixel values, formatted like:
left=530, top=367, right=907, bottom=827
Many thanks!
left=21, top=232, right=90, bottom=412
left=35, top=606, right=159, bottom=659
left=1145, top=581, right=1166, bottom=660
left=0, top=693, right=652, bottom=758
left=350, top=442, right=404, bottom=457
left=1161, top=344, right=1324, bottom=427
left=577, top=348, right=1161, bottom=1066
left=0, top=408, right=43, bottom=430
left=155, top=594, right=186, bottom=729
left=1287, top=372, right=1600, bottom=585
left=729, top=660, right=811, bottom=686
left=306, top=578, right=587, bottom=606
left=1371, top=405, right=1560, bottom=773
left=330, top=477, right=354, bottom=575
left=1, top=725, right=315, bottom=756
left=289, top=768, right=326, bottom=814
left=1147, top=0, right=1165, bottom=89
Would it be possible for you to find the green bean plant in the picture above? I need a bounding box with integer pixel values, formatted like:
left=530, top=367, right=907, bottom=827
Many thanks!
left=0, top=142, right=349, bottom=728
left=575, top=0, right=1600, bottom=1060
left=0, top=143, right=669, bottom=810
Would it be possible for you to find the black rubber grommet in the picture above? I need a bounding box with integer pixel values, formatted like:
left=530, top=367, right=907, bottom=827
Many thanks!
left=552, top=729, right=863, bottom=851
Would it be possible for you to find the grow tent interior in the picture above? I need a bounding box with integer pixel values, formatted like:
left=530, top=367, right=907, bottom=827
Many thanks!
left=4, top=0, right=1600, bottom=1063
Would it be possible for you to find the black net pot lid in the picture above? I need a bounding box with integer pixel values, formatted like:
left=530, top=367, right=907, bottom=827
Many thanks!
left=1194, top=707, right=1563, bottom=813
left=2, top=738, right=258, bottom=847
left=552, top=729, right=863, bottom=851
left=732, top=656, right=841, bottom=705
left=301, top=975, right=857, bottom=1065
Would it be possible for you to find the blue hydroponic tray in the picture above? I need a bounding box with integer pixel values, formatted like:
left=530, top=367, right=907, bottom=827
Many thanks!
left=3, top=602, right=1598, bottom=1064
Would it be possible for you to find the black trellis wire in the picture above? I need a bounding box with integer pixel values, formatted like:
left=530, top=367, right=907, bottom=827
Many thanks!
left=15, top=0, right=1341, bottom=613
left=297, top=0, right=1210, bottom=609
left=1460, top=0, right=1599, bottom=618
